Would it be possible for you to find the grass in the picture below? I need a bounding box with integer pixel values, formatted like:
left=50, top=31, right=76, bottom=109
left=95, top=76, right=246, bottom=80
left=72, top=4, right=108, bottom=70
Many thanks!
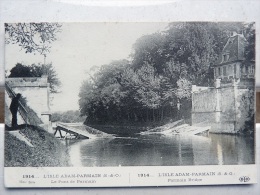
left=5, top=125, right=70, bottom=167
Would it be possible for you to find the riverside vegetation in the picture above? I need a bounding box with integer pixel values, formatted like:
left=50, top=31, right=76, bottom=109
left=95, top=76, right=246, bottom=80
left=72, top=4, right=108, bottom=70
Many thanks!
left=79, top=22, right=255, bottom=134
left=5, top=125, right=70, bottom=167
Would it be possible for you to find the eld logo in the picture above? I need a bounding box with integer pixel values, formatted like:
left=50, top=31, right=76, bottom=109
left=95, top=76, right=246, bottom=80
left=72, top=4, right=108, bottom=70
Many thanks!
left=239, top=176, right=250, bottom=182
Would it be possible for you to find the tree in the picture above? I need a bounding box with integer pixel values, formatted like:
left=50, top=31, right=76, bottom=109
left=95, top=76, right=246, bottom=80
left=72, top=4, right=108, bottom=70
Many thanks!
left=175, top=78, right=192, bottom=100
left=164, top=22, right=245, bottom=85
left=132, top=33, right=166, bottom=74
left=243, top=22, right=255, bottom=61
left=51, top=110, right=85, bottom=123
left=5, top=23, right=62, bottom=55
left=8, top=63, right=32, bottom=77
left=9, top=63, right=61, bottom=93
left=78, top=22, right=250, bottom=128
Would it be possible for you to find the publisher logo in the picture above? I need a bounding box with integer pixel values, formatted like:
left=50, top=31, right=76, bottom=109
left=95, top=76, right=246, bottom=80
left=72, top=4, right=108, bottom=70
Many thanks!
left=239, top=176, right=250, bottom=182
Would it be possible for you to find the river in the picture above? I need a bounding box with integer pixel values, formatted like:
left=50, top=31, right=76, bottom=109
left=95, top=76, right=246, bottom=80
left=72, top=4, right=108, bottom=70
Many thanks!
left=66, top=133, right=254, bottom=167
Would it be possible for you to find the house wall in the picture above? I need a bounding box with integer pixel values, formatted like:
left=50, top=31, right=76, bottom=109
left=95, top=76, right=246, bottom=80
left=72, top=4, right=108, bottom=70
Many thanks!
left=214, top=62, right=242, bottom=80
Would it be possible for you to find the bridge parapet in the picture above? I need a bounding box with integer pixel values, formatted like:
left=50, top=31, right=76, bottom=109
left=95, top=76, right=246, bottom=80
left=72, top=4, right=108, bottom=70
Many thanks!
left=5, top=77, right=52, bottom=131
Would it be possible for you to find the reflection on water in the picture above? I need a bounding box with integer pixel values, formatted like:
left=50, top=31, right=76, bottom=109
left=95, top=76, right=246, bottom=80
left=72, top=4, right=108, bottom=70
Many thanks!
left=67, top=133, right=254, bottom=167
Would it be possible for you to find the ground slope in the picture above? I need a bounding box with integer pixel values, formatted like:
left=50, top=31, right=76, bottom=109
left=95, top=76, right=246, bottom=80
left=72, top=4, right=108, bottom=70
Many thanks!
left=5, top=125, right=70, bottom=167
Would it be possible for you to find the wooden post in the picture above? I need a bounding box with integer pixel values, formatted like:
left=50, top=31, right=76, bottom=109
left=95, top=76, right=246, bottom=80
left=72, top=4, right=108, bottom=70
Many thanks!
left=58, top=129, right=62, bottom=138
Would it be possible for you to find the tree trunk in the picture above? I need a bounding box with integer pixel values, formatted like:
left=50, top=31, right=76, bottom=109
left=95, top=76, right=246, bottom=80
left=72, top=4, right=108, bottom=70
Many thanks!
left=161, top=107, right=164, bottom=121
left=153, top=108, right=155, bottom=122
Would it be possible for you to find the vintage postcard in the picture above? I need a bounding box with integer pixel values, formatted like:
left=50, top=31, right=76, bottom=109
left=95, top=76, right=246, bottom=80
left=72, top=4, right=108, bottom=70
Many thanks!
left=4, top=22, right=256, bottom=187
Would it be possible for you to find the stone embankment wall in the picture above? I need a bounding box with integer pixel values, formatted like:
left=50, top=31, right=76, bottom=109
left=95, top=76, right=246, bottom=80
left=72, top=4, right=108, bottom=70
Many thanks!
left=5, top=77, right=52, bottom=131
left=192, top=79, right=254, bottom=134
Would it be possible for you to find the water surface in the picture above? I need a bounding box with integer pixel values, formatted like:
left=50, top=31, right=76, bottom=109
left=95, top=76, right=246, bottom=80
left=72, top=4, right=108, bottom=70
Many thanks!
left=67, top=133, right=254, bottom=167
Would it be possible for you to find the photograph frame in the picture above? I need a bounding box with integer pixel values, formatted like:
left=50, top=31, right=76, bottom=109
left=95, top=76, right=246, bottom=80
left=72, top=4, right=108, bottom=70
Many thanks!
left=0, top=0, right=260, bottom=194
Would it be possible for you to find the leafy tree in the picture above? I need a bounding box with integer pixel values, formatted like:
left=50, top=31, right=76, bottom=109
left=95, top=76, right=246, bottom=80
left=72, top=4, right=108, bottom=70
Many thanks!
left=78, top=22, right=251, bottom=129
left=243, top=22, right=255, bottom=61
left=175, top=78, right=192, bottom=100
left=164, top=22, right=245, bottom=85
left=5, top=23, right=62, bottom=55
left=9, top=63, right=61, bottom=93
left=238, top=89, right=254, bottom=134
left=132, top=33, right=166, bottom=74
left=51, top=110, right=85, bottom=123
left=8, top=63, right=32, bottom=77
left=165, top=23, right=217, bottom=85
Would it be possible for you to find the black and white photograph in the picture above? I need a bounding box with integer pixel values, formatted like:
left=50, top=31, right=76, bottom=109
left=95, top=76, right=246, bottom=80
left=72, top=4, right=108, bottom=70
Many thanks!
left=4, top=22, right=256, bottom=187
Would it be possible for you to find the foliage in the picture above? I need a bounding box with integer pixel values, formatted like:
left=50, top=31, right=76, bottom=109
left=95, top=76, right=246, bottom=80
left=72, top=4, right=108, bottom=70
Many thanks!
left=239, top=89, right=255, bottom=134
left=5, top=23, right=62, bottom=55
left=176, top=78, right=192, bottom=99
left=78, top=22, right=252, bottom=127
left=51, top=110, right=86, bottom=123
left=243, top=22, right=255, bottom=61
left=8, top=63, right=61, bottom=93
left=132, top=33, right=166, bottom=74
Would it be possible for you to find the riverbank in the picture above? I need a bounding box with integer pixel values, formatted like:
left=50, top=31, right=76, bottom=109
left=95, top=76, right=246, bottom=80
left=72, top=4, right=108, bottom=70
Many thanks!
left=88, top=124, right=149, bottom=136
left=87, top=118, right=190, bottom=136
left=5, top=125, right=70, bottom=167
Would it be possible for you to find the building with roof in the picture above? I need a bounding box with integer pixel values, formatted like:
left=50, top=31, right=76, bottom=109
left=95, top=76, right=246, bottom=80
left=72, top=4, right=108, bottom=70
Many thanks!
left=214, top=32, right=254, bottom=81
left=191, top=32, right=255, bottom=134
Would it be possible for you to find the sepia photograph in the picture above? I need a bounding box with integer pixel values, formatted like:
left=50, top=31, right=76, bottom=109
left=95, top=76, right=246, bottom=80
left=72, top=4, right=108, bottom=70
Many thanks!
left=4, top=22, right=256, bottom=186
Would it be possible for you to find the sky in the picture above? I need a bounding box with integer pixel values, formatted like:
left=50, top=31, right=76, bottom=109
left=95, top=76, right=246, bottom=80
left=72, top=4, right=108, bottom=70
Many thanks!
left=5, top=23, right=168, bottom=112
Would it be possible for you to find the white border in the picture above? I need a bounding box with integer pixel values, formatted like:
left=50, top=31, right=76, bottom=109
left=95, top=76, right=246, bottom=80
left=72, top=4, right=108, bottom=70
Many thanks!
left=1, top=0, right=260, bottom=194
left=4, top=165, right=257, bottom=188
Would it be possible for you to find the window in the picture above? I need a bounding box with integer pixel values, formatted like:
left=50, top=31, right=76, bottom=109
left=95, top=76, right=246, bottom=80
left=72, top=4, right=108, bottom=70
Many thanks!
left=223, top=54, right=226, bottom=62
left=223, top=66, right=227, bottom=76
left=222, top=54, right=229, bottom=62
left=248, top=66, right=254, bottom=74
left=229, top=65, right=233, bottom=75
left=241, top=66, right=245, bottom=74
left=218, top=67, right=221, bottom=76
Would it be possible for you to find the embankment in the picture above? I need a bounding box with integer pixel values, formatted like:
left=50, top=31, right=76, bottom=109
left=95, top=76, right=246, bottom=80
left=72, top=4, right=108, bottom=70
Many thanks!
left=5, top=125, right=70, bottom=167
left=88, top=124, right=149, bottom=136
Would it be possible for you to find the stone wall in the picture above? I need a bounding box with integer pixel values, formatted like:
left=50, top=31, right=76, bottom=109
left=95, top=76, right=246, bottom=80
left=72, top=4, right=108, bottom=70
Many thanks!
left=192, top=79, right=254, bottom=134
left=6, top=77, right=52, bottom=132
left=191, top=87, right=217, bottom=125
